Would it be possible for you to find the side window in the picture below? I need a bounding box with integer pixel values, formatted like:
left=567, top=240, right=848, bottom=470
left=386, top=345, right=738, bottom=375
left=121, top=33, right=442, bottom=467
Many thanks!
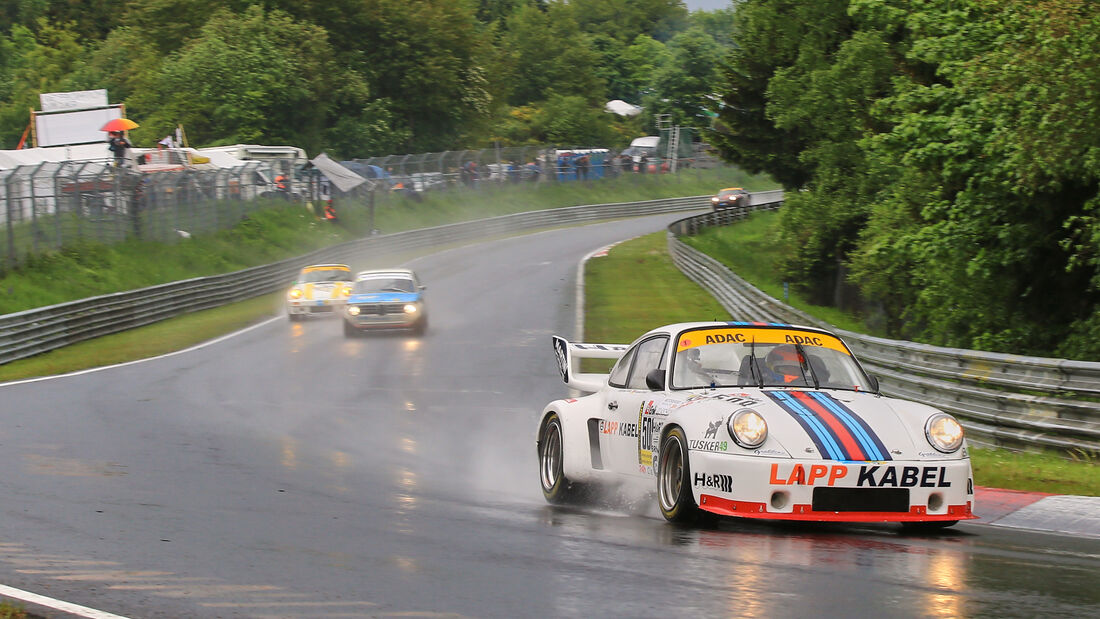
left=627, top=337, right=669, bottom=390
left=607, top=348, right=636, bottom=388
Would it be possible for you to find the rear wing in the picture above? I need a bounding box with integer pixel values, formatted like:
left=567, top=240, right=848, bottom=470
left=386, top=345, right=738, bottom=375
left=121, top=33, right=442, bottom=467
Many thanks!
left=552, top=336, right=629, bottom=393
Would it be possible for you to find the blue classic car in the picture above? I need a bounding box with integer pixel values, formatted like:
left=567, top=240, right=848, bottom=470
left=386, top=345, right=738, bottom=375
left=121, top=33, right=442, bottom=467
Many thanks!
left=342, top=269, right=428, bottom=336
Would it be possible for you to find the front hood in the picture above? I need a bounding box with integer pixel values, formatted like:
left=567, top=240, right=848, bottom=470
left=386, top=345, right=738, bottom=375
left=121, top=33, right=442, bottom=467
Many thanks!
left=347, top=292, right=420, bottom=304
left=297, top=282, right=349, bottom=300
left=680, top=389, right=952, bottom=461
left=755, top=390, right=919, bottom=461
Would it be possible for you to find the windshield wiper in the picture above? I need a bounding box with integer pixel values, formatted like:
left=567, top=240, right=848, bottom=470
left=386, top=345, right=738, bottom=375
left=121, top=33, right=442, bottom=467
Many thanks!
left=793, top=342, right=820, bottom=389
left=749, top=338, right=763, bottom=388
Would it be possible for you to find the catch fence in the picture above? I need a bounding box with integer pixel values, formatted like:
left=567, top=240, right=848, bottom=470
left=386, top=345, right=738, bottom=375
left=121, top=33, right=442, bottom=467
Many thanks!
left=2, top=143, right=720, bottom=270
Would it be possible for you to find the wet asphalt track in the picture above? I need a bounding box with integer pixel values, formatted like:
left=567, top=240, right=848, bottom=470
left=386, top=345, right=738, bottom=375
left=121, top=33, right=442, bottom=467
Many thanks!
left=1, top=213, right=1098, bottom=618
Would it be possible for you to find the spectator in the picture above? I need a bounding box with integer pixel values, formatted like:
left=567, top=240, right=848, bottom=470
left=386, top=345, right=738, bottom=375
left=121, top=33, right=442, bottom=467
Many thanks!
left=638, top=153, right=649, bottom=174
left=524, top=160, right=541, bottom=182
left=107, top=131, right=131, bottom=167
left=576, top=154, right=590, bottom=180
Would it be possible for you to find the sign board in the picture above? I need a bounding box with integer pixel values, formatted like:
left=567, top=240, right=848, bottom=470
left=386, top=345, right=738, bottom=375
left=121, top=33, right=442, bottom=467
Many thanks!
left=40, top=89, right=109, bottom=113
left=35, top=106, right=123, bottom=147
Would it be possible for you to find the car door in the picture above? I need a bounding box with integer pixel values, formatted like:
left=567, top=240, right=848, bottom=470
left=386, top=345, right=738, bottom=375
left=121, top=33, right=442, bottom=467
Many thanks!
left=605, top=335, right=669, bottom=476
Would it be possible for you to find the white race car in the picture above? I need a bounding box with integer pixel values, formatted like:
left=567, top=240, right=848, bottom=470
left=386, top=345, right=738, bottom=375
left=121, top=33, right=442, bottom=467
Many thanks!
left=286, top=264, right=353, bottom=320
left=537, top=322, right=976, bottom=529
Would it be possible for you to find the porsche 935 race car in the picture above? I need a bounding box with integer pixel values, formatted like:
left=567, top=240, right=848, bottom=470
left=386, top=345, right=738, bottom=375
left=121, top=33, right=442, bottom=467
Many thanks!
left=342, top=268, right=428, bottom=336
left=286, top=264, right=354, bottom=320
left=536, top=322, right=976, bottom=529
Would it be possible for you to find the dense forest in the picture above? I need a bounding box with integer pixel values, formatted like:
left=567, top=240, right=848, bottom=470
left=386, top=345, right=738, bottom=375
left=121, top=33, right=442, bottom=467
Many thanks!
left=0, top=0, right=734, bottom=154
left=3, top=0, right=1099, bottom=359
left=712, top=0, right=1100, bottom=359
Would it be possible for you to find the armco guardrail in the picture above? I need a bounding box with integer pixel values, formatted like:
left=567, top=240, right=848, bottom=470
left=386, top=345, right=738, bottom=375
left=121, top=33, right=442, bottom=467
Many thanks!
left=0, top=196, right=710, bottom=366
left=667, top=200, right=1100, bottom=456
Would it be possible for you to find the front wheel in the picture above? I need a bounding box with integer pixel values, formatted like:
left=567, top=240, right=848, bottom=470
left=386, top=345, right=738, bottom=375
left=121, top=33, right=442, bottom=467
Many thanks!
left=538, top=413, right=584, bottom=504
left=657, top=426, right=702, bottom=523
left=343, top=320, right=357, bottom=337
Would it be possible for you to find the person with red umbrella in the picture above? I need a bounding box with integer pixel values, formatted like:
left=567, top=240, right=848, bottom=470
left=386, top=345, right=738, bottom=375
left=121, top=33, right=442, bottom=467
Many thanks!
left=107, top=131, right=131, bottom=167
left=101, top=117, right=138, bottom=167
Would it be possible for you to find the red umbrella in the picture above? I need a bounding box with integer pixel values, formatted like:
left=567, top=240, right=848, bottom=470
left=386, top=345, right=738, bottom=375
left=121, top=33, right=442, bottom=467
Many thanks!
left=100, top=118, right=139, bottom=132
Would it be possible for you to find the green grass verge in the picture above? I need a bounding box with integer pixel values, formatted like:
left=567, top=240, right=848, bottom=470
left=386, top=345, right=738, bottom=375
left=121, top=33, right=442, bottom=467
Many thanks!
left=0, top=293, right=281, bottom=383
left=0, top=601, right=27, bottom=619
left=970, top=447, right=1098, bottom=496
left=583, top=232, right=1100, bottom=496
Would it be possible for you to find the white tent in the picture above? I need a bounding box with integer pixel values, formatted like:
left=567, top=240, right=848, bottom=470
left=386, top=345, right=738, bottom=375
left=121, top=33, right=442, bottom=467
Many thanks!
left=309, top=152, right=371, bottom=193
left=605, top=99, right=643, bottom=117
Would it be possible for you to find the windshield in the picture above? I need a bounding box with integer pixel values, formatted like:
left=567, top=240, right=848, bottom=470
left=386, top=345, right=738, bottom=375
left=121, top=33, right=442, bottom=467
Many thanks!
left=301, top=268, right=350, bottom=283
left=718, top=189, right=745, bottom=199
left=353, top=277, right=415, bottom=294
left=671, top=326, right=874, bottom=391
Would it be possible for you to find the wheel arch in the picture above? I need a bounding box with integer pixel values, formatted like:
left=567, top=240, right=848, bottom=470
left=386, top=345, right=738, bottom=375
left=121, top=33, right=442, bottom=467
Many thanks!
left=536, top=403, right=592, bottom=482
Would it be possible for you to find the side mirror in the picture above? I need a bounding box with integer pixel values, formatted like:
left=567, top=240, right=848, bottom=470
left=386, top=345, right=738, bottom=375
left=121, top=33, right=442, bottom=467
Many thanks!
left=645, top=369, right=666, bottom=391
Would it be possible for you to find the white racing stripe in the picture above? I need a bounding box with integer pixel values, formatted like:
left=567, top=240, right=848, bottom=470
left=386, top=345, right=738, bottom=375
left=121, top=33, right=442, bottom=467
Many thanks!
left=0, top=583, right=131, bottom=619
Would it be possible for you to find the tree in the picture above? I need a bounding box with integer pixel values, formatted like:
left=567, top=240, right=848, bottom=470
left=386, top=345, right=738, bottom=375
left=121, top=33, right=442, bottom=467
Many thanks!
left=499, top=2, right=606, bottom=107
left=127, top=6, right=342, bottom=153
left=708, top=0, right=854, bottom=189
left=642, top=27, right=724, bottom=128
left=349, top=0, right=492, bottom=152
left=0, top=21, right=90, bottom=147
left=564, top=0, right=688, bottom=44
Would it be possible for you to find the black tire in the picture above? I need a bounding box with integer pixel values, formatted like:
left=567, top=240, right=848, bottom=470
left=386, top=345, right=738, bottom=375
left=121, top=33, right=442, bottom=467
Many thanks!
left=288, top=312, right=301, bottom=322
left=900, top=520, right=959, bottom=533
left=413, top=317, right=428, bottom=336
left=657, top=426, right=703, bottom=523
left=538, top=413, right=584, bottom=504
left=343, top=320, right=357, bottom=337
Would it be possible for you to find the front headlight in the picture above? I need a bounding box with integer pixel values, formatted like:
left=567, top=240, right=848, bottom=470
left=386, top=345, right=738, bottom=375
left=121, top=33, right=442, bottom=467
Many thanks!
left=288, top=287, right=303, bottom=299
left=728, top=409, right=768, bottom=448
left=925, top=413, right=964, bottom=453
left=711, top=196, right=719, bottom=202
left=403, top=303, right=419, bottom=314
left=347, top=305, right=361, bottom=316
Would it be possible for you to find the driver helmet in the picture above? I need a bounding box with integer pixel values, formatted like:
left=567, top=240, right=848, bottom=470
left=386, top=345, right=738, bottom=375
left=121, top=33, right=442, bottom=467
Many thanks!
left=765, top=344, right=803, bottom=378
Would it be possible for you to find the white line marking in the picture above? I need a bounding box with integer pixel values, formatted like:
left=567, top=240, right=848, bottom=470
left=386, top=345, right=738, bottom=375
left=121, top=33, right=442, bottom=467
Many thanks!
left=0, top=583, right=132, bottom=619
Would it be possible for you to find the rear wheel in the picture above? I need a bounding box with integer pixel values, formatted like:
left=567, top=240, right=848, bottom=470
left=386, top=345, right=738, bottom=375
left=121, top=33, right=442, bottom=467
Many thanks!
left=538, top=414, right=584, bottom=504
left=658, top=426, right=702, bottom=523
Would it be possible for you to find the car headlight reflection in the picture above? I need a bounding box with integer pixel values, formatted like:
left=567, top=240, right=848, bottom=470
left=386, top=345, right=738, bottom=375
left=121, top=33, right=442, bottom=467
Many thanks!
left=926, top=413, right=964, bottom=453
left=728, top=409, right=768, bottom=448
left=347, top=305, right=361, bottom=316
left=288, top=287, right=303, bottom=300
left=403, top=304, right=419, bottom=314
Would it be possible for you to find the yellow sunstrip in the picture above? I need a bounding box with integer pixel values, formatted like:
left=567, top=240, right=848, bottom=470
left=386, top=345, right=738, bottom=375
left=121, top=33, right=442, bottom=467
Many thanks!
left=676, top=328, right=851, bottom=355
left=303, top=265, right=349, bottom=273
